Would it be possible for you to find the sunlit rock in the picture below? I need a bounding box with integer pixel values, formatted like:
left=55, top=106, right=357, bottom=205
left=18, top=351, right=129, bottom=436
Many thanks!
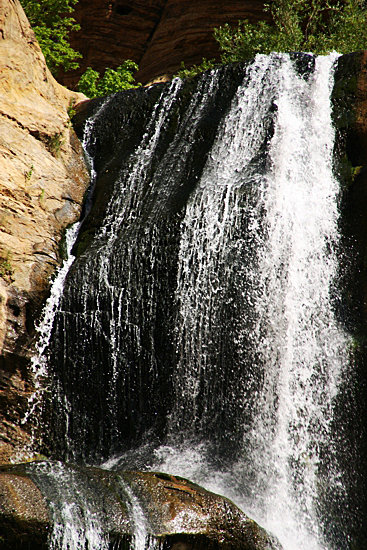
left=0, top=0, right=89, bottom=463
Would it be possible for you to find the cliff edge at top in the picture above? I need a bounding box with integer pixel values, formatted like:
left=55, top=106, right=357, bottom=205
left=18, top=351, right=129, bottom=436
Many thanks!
left=0, top=0, right=89, bottom=464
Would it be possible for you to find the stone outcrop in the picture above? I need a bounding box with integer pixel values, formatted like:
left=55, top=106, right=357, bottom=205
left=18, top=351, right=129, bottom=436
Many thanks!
left=0, top=0, right=89, bottom=464
left=0, top=460, right=281, bottom=549
left=57, top=0, right=269, bottom=88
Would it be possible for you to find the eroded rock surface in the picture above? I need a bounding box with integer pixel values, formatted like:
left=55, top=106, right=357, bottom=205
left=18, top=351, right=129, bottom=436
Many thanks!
left=0, top=0, right=89, bottom=464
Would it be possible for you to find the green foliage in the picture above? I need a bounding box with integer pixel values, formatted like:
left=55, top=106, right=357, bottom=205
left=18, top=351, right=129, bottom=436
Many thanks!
left=214, top=0, right=367, bottom=62
left=20, top=0, right=81, bottom=75
left=0, top=249, right=13, bottom=281
left=67, top=99, right=76, bottom=121
left=77, top=67, right=99, bottom=98
left=46, top=132, right=64, bottom=156
left=25, top=164, right=34, bottom=181
left=77, top=61, right=140, bottom=98
left=175, top=58, right=217, bottom=79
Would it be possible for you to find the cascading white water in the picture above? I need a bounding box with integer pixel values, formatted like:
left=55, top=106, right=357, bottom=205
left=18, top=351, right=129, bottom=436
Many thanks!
left=23, top=220, right=80, bottom=435
left=242, top=52, right=347, bottom=549
left=32, top=462, right=109, bottom=550
left=118, top=480, right=150, bottom=550
left=150, top=52, right=349, bottom=550
left=170, top=54, right=282, bottom=432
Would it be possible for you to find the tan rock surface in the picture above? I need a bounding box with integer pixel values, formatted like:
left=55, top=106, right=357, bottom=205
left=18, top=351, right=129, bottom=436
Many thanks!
left=0, top=0, right=89, bottom=464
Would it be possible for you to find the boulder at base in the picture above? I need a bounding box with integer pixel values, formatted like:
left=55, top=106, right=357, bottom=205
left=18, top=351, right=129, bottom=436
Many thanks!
left=0, top=460, right=281, bottom=549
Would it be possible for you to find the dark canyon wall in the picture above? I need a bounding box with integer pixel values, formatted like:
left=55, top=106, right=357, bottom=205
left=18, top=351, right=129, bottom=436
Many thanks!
left=57, top=0, right=268, bottom=88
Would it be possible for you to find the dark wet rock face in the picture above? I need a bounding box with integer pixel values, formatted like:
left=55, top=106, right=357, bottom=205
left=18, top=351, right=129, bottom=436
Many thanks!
left=330, top=51, right=367, bottom=547
left=48, top=62, right=253, bottom=464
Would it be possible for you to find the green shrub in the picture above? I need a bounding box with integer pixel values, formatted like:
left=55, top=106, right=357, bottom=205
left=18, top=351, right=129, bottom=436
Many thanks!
left=20, top=0, right=81, bottom=75
left=214, top=0, right=367, bottom=62
left=175, top=58, right=217, bottom=79
left=177, top=0, right=367, bottom=79
left=77, top=61, right=140, bottom=98
left=0, top=249, right=13, bottom=281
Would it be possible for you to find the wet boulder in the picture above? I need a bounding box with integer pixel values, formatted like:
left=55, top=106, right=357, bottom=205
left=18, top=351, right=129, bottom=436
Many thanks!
left=0, top=460, right=281, bottom=549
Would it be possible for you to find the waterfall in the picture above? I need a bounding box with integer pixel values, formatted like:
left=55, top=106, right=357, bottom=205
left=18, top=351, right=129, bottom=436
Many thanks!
left=27, top=51, right=363, bottom=549
left=151, top=52, right=347, bottom=550
left=243, top=53, right=346, bottom=547
left=26, top=461, right=109, bottom=550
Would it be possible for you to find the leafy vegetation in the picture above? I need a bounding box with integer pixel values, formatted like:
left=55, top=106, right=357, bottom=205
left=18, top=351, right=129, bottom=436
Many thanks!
left=67, top=99, right=77, bottom=120
left=25, top=164, right=34, bottom=181
left=0, top=249, right=14, bottom=281
left=20, top=0, right=139, bottom=96
left=77, top=62, right=140, bottom=98
left=20, top=0, right=81, bottom=75
left=175, top=58, right=217, bottom=79
left=46, top=132, right=64, bottom=156
left=214, top=0, right=367, bottom=63
left=175, top=0, right=367, bottom=79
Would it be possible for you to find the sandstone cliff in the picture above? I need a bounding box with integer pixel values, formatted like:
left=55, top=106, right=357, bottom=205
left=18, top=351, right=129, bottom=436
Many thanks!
left=0, top=0, right=89, bottom=464
left=57, top=0, right=268, bottom=88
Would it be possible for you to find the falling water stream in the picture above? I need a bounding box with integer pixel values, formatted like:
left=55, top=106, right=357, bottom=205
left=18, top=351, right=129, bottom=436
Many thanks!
left=26, top=52, right=361, bottom=549
left=145, top=52, right=348, bottom=550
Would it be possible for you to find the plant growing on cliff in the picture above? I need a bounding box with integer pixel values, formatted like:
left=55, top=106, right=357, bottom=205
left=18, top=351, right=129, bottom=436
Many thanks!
left=0, top=249, right=14, bottom=281
left=44, top=132, right=64, bottom=156
left=175, top=58, right=217, bottom=79
left=20, top=0, right=81, bottom=75
left=25, top=165, right=34, bottom=181
left=77, top=62, right=140, bottom=98
left=67, top=99, right=77, bottom=121
left=214, top=0, right=367, bottom=61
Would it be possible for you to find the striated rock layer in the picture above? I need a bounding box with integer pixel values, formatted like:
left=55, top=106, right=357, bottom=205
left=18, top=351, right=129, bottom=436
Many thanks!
left=0, top=0, right=89, bottom=464
left=57, top=0, right=268, bottom=88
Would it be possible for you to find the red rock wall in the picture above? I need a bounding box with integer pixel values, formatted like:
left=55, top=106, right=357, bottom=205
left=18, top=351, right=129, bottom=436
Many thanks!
left=58, top=0, right=268, bottom=88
